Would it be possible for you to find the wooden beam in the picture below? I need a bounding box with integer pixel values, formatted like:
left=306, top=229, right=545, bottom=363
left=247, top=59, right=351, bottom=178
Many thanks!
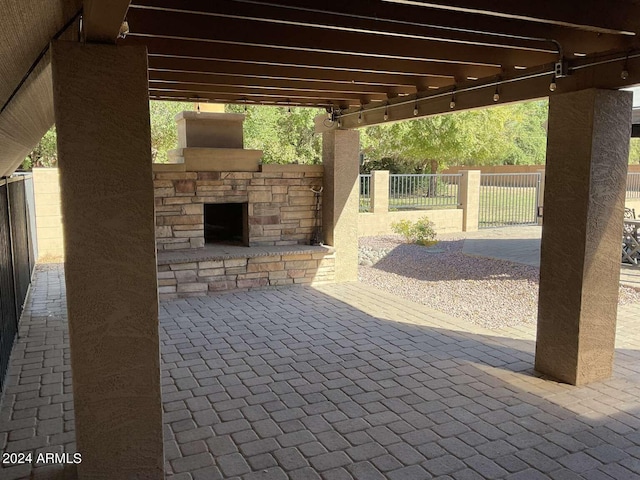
left=333, top=51, right=640, bottom=130
left=147, top=55, right=451, bottom=90
left=149, top=70, right=417, bottom=97
left=382, top=0, right=640, bottom=35
left=126, top=7, right=557, bottom=68
left=149, top=91, right=340, bottom=108
left=122, top=36, right=499, bottom=81
left=83, top=0, right=131, bottom=43
left=132, top=0, right=559, bottom=54
left=149, top=81, right=377, bottom=104
left=131, top=0, right=634, bottom=56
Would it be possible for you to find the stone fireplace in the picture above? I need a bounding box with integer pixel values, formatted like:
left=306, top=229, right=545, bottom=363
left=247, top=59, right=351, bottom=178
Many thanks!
left=153, top=111, right=325, bottom=250
left=153, top=111, right=334, bottom=298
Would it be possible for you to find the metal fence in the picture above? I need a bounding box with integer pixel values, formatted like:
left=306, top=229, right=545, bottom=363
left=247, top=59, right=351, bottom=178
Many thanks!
left=389, top=174, right=461, bottom=210
left=479, top=173, right=541, bottom=228
left=359, top=174, right=371, bottom=212
left=0, top=175, right=36, bottom=395
left=628, top=173, right=640, bottom=199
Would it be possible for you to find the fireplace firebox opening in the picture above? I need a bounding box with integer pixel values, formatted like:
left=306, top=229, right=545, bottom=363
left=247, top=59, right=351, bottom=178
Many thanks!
left=204, top=203, right=249, bottom=246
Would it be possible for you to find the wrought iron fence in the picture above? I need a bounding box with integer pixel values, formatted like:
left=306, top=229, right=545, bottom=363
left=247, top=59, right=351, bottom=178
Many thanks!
left=479, top=173, right=541, bottom=228
left=628, top=173, right=640, bottom=199
left=359, top=174, right=371, bottom=212
left=389, top=174, right=461, bottom=210
left=0, top=175, right=35, bottom=395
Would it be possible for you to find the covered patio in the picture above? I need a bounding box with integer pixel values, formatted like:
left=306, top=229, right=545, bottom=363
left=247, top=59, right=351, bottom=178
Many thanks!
left=2, top=1, right=640, bottom=479
left=2, top=265, right=640, bottom=479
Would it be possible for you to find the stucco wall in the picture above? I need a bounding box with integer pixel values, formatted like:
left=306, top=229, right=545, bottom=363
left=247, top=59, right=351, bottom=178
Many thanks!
left=32, top=168, right=64, bottom=260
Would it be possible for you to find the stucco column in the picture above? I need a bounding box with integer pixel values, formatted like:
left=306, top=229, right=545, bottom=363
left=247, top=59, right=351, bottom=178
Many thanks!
left=370, top=170, right=390, bottom=213
left=51, top=41, right=163, bottom=478
left=536, top=88, right=631, bottom=386
left=323, top=129, right=359, bottom=281
left=459, top=170, right=481, bottom=232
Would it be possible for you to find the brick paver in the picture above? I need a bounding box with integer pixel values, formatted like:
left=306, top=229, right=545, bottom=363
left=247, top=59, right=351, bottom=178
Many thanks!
left=1, top=263, right=640, bottom=479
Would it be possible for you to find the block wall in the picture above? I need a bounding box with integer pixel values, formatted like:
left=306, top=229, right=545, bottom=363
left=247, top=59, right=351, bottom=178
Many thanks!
left=358, top=209, right=463, bottom=237
left=32, top=168, right=64, bottom=260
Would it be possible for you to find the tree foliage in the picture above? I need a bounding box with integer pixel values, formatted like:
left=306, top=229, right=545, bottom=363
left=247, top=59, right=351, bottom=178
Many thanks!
left=149, top=100, right=192, bottom=162
left=630, top=138, right=640, bottom=164
left=22, top=100, right=192, bottom=168
left=20, top=98, right=639, bottom=172
left=22, top=127, right=58, bottom=169
left=225, top=104, right=323, bottom=164
left=360, top=100, right=550, bottom=173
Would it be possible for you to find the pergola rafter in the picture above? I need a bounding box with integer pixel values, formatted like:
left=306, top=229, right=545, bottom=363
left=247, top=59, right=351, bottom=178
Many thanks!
left=114, top=0, right=640, bottom=120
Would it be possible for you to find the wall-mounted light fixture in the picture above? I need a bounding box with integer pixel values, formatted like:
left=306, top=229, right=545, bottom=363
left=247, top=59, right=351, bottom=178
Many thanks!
left=622, top=53, right=630, bottom=80
left=118, top=20, right=129, bottom=39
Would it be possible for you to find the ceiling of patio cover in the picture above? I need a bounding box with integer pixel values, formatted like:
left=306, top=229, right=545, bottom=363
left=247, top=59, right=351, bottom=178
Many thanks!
left=1, top=0, right=640, bottom=175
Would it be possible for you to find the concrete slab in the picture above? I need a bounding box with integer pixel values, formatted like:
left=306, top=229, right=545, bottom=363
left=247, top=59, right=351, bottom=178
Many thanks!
left=461, top=226, right=640, bottom=289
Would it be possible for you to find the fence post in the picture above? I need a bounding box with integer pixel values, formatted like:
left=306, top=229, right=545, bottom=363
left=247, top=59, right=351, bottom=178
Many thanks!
left=459, top=170, right=481, bottom=231
left=370, top=170, right=389, bottom=213
left=537, top=169, right=545, bottom=226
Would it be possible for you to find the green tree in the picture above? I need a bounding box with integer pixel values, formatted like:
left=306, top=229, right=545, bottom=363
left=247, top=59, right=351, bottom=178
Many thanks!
left=22, top=100, right=192, bottom=168
left=458, top=100, right=548, bottom=165
left=360, top=99, right=550, bottom=173
left=226, top=104, right=323, bottom=164
left=630, top=138, right=640, bottom=164
left=22, top=127, right=58, bottom=170
left=149, top=100, right=192, bottom=162
left=360, top=115, right=463, bottom=173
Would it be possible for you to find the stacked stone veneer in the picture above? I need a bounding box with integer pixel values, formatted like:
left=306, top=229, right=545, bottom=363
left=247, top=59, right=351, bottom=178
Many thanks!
left=158, top=248, right=335, bottom=299
left=154, top=165, right=323, bottom=250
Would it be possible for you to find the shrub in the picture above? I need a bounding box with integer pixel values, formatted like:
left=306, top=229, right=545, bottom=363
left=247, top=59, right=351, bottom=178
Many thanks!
left=391, top=216, right=438, bottom=246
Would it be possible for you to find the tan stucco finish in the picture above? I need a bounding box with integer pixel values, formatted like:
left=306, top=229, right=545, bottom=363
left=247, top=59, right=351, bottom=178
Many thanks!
left=536, top=89, right=632, bottom=386
left=166, top=147, right=263, bottom=172
left=370, top=171, right=389, bottom=214
left=459, top=170, right=481, bottom=232
left=51, top=41, right=164, bottom=478
left=176, top=111, right=245, bottom=149
left=32, top=168, right=64, bottom=260
left=322, top=130, right=359, bottom=282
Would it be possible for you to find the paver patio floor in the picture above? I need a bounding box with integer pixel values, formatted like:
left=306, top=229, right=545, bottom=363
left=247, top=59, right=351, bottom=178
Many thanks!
left=1, top=264, right=640, bottom=479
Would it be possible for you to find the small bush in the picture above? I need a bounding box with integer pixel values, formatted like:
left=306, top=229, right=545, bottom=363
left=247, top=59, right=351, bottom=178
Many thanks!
left=391, top=216, right=438, bottom=246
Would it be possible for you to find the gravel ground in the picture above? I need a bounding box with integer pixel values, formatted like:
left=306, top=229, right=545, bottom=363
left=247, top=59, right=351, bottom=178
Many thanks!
left=358, top=235, right=640, bottom=329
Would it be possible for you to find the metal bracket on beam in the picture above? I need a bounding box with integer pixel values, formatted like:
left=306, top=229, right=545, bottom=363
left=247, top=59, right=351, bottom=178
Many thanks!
left=555, top=60, right=570, bottom=78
